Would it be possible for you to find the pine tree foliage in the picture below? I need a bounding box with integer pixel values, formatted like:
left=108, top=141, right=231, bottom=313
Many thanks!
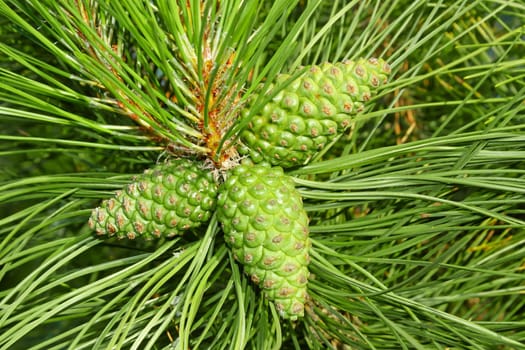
left=1, top=0, right=524, bottom=349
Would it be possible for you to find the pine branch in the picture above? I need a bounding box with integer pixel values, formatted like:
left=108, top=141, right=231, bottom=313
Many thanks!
left=1, top=0, right=524, bottom=349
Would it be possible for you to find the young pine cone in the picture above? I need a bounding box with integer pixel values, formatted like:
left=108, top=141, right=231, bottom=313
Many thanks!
left=217, top=163, right=311, bottom=319
left=240, top=57, right=391, bottom=168
left=89, top=159, right=218, bottom=240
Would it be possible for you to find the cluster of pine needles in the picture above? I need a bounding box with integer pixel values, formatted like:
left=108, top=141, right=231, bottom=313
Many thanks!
left=1, top=0, right=524, bottom=349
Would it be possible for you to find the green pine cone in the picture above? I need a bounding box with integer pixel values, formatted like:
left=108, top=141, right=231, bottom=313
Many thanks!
left=240, top=57, right=391, bottom=167
left=217, top=163, right=311, bottom=320
left=88, top=159, right=218, bottom=239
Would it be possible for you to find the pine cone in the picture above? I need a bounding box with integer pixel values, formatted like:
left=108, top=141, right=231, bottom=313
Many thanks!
left=217, top=163, right=311, bottom=319
left=88, top=160, right=218, bottom=239
left=240, top=57, right=391, bottom=167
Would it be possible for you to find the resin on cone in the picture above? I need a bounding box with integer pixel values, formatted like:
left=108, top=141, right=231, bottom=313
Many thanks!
left=89, top=159, right=218, bottom=239
left=240, top=57, right=391, bottom=168
left=217, top=163, right=311, bottom=319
